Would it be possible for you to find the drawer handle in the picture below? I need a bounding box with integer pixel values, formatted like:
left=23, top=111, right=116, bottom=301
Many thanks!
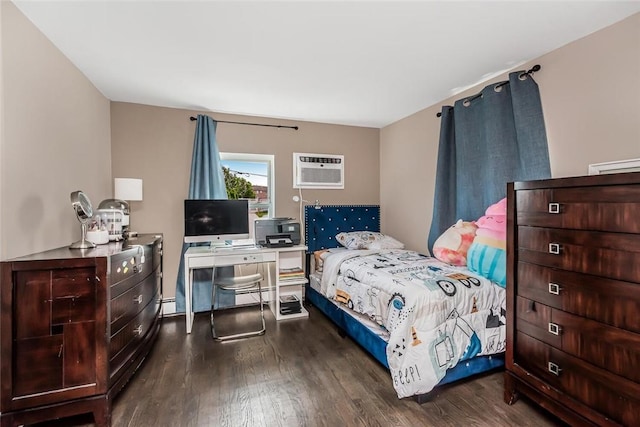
left=548, top=283, right=562, bottom=295
left=548, top=203, right=561, bottom=214
left=548, top=322, right=562, bottom=336
left=548, top=243, right=561, bottom=255
left=527, top=300, right=536, bottom=312
left=548, top=361, right=562, bottom=376
left=133, top=295, right=143, bottom=304
left=134, top=325, right=143, bottom=336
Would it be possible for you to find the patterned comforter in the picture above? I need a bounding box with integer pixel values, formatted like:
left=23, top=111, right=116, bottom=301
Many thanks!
left=319, top=248, right=506, bottom=398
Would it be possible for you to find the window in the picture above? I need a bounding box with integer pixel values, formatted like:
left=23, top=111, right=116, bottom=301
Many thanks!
left=220, top=153, right=275, bottom=238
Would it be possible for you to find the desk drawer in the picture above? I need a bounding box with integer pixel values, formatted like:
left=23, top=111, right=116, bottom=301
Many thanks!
left=189, top=251, right=276, bottom=268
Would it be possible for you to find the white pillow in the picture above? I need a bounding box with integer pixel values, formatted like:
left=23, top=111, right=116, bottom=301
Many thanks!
left=335, top=231, right=405, bottom=250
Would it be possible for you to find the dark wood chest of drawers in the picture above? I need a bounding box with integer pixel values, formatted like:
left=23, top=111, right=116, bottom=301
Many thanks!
left=0, top=234, right=163, bottom=427
left=505, top=173, right=640, bottom=426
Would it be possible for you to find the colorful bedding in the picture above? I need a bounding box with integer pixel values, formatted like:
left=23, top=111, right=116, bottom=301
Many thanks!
left=317, top=248, right=506, bottom=398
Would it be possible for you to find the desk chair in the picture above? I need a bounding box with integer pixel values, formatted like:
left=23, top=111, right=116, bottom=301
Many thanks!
left=210, top=271, right=266, bottom=341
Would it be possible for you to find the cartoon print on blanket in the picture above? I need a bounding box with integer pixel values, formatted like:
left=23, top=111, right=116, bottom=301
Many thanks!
left=320, top=249, right=506, bottom=398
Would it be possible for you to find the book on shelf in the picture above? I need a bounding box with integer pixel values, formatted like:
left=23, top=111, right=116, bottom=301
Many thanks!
left=278, top=266, right=305, bottom=280
left=279, top=275, right=305, bottom=281
left=279, top=267, right=303, bottom=274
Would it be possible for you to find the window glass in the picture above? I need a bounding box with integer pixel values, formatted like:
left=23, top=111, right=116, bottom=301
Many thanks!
left=220, top=153, right=274, bottom=238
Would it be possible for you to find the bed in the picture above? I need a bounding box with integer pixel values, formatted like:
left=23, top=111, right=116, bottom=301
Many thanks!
left=303, top=205, right=505, bottom=400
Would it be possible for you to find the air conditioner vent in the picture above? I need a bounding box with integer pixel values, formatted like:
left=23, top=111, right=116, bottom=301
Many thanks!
left=293, top=153, right=344, bottom=189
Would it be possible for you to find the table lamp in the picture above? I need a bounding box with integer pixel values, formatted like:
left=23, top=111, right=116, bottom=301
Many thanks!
left=114, top=178, right=143, bottom=237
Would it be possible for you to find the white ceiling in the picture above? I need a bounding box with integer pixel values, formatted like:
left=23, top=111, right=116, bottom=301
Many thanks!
left=12, top=1, right=640, bottom=128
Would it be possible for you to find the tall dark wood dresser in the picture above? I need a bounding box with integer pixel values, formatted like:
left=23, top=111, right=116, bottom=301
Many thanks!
left=0, top=234, right=163, bottom=427
left=504, top=172, right=640, bottom=426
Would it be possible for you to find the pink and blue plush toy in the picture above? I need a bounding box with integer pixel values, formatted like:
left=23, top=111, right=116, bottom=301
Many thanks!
left=432, top=219, right=478, bottom=266
left=467, top=198, right=507, bottom=287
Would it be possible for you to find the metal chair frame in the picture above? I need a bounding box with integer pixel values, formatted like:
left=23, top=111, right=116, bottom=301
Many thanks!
left=210, top=266, right=267, bottom=341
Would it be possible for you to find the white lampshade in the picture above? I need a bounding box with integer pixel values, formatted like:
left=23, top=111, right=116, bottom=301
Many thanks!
left=114, top=178, right=143, bottom=201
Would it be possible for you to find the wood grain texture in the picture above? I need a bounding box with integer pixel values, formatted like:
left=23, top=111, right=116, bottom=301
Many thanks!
left=31, top=307, right=562, bottom=427
left=507, top=174, right=640, bottom=426
left=1, top=235, right=162, bottom=426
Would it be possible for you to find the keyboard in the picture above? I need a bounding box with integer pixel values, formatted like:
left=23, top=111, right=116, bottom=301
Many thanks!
left=228, top=238, right=256, bottom=248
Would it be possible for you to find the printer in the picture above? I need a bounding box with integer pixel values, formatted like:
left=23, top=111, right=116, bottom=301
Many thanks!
left=254, top=218, right=301, bottom=247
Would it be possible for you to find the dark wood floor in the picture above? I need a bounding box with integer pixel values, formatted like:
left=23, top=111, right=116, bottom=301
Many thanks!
left=34, top=304, right=564, bottom=427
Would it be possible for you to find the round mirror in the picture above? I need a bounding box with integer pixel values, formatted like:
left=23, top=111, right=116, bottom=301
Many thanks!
left=69, top=190, right=96, bottom=249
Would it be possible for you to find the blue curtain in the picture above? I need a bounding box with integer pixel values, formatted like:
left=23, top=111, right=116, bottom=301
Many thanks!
left=175, top=114, right=230, bottom=313
left=428, top=71, right=551, bottom=252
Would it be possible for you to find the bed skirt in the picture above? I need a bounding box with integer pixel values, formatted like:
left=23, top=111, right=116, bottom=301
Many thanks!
left=305, top=283, right=505, bottom=390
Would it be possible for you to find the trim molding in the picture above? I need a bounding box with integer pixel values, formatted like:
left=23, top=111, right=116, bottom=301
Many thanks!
left=588, top=158, right=640, bottom=175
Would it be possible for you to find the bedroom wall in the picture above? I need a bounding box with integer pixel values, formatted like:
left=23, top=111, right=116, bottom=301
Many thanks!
left=380, top=12, right=640, bottom=254
left=110, top=102, right=379, bottom=301
left=0, top=1, right=112, bottom=260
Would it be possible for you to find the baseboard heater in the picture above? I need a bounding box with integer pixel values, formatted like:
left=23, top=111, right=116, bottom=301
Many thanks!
left=161, top=287, right=277, bottom=317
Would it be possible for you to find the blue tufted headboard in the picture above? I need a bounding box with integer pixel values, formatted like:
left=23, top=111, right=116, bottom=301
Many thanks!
left=304, top=205, right=380, bottom=254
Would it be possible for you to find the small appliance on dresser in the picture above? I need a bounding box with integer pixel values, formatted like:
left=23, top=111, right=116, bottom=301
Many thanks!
left=505, top=172, right=640, bottom=426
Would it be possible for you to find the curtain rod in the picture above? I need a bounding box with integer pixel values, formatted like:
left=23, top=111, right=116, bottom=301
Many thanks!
left=189, top=116, right=299, bottom=130
left=436, top=64, right=541, bottom=117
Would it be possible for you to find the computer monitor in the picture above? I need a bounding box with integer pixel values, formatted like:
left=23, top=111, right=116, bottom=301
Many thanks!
left=184, top=199, right=250, bottom=244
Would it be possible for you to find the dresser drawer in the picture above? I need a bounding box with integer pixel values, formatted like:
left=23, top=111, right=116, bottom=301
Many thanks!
left=516, top=185, right=640, bottom=233
left=13, top=335, right=64, bottom=396
left=109, top=290, right=159, bottom=366
left=13, top=321, right=96, bottom=401
left=109, top=245, right=154, bottom=298
left=515, top=297, right=561, bottom=348
left=517, top=226, right=640, bottom=283
left=517, top=262, right=640, bottom=333
left=515, top=332, right=640, bottom=426
left=110, top=271, right=158, bottom=335
left=517, top=300, right=640, bottom=383
left=51, top=268, right=96, bottom=325
left=552, top=310, right=640, bottom=383
left=15, top=268, right=97, bottom=339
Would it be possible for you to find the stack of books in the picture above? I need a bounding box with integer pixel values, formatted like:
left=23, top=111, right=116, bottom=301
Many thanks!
left=279, top=294, right=302, bottom=315
left=278, top=266, right=304, bottom=281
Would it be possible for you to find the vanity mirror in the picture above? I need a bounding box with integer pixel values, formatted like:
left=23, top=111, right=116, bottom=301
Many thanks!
left=69, top=190, right=96, bottom=249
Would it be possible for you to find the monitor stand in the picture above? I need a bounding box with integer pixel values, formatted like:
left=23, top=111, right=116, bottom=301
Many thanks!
left=208, top=241, right=228, bottom=249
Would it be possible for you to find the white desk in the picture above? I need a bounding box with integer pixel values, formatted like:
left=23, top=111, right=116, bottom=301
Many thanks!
left=183, top=245, right=308, bottom=334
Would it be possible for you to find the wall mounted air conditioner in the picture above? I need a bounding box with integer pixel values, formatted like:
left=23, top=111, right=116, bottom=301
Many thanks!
left=293, top=153, right=344, bottom=189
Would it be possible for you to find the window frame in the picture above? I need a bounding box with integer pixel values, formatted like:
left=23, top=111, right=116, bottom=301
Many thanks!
left=220, top=152, right=275, bottom=220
